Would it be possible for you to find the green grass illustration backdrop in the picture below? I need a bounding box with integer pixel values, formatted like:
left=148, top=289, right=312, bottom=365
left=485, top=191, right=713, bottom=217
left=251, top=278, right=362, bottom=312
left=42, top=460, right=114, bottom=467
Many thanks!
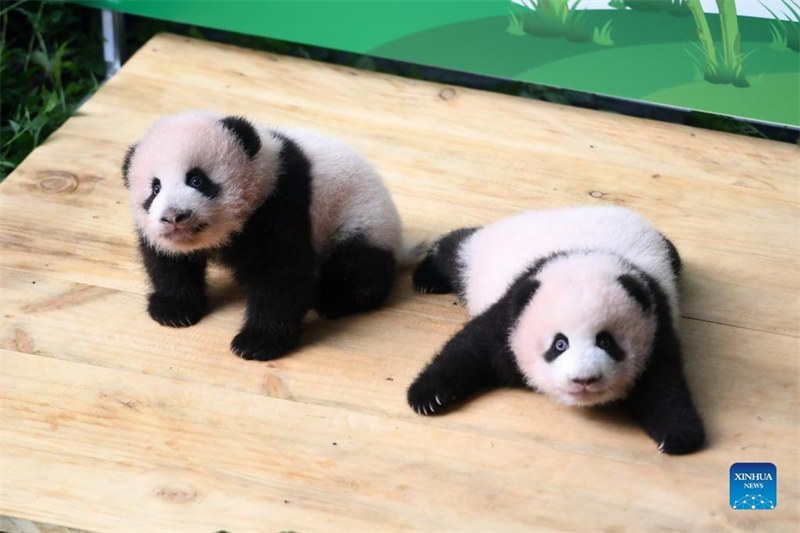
left=372, top=10, right=799, bottom=126
left=82, top=1, right=800, bottom=126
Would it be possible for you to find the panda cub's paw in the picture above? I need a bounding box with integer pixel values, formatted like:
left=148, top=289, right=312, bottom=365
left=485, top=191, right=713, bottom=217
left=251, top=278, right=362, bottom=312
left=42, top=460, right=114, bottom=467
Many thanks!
left=147, top=293, right=207, bottom=328
left=657, top=422, right=706, bottom=455
left=412, top=253, right=453, bottom=295
left=407, top=374, right=457, bottom=416
left=231, top=326, right=301, bottom=361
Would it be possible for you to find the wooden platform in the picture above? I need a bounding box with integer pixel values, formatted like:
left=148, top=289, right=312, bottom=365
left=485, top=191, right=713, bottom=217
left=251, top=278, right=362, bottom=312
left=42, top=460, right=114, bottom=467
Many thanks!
left=1, top=33, right=798, bottom=532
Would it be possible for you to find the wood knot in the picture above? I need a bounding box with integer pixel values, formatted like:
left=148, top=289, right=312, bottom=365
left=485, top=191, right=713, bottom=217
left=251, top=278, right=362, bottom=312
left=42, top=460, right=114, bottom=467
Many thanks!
left=589, top=191, right=605, bottom=199
left=156, top=484, right=197, bottom=503
left=439, top=87, right=456, bottom=100
left=38, top=171, right=80, bottom=194
left=32, top=170, right=101, bottom=196
left=14, top=328, right=35, bottom=354
left=264, top=373, right=290, bottom=399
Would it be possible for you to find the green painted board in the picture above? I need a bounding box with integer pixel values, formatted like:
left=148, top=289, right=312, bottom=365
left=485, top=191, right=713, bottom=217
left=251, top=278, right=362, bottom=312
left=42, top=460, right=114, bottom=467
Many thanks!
left=82, top=0, right=800, bottom=127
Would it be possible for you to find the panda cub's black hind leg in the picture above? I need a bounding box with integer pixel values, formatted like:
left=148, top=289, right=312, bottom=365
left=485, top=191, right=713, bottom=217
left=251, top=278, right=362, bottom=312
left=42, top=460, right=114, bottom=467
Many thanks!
left=412, top=253, right=453, bottom=294
left=314, top=234, right=396, bottom=319
left=412, top=227, right=478, bottom=294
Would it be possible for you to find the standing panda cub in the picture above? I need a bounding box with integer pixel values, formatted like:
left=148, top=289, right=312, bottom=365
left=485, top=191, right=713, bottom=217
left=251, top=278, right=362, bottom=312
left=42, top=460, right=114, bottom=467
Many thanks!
left=123, top=110, right=406, bottom=360
left=409, top=206, right=705, bottom=455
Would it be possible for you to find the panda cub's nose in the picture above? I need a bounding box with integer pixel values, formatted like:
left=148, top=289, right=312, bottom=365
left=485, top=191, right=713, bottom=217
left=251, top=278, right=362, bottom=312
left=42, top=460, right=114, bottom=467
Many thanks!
left=161, top=210, right=192, bottom=225
left=572, top=376, right=601, bottom=386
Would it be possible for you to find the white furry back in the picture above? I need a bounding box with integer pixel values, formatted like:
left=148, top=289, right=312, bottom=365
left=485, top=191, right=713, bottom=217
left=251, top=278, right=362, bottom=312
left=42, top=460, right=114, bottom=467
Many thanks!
left=276, top=127, right=403, bottom=258
left=459, top=206, right=679, bottom=319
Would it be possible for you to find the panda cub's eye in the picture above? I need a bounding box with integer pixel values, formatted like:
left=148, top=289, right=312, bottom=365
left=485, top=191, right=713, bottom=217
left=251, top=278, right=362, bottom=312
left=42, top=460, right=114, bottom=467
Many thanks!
left=545, top=333, right=569, bottom=362
left=184, top=167, right=220, bottom=199
left=596, top=331, right=625, bottom=362
left=554, top=334, right=569, bottom=352
left=151, top=178, right=161, bottom=195
left=597, top=333, right=612, bottom=350
left=186, top=168, right=206, bottom=189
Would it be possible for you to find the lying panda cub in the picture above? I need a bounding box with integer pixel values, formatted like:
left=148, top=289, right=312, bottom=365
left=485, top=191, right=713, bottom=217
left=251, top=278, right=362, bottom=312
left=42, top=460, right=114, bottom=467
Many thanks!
left=123, top=110, right=406, bottom=360
left=409, top=206, right=705, bottom=455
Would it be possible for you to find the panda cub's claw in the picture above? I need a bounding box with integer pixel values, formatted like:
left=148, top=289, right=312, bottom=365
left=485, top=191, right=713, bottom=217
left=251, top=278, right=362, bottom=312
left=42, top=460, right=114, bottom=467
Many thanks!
left=147, top=293, right=207, bottom=328
left=408, top=375, right=455, bottom=416
left=656, top=422, right=706, bottom=455
left=231, top=326, right=301, bottom=361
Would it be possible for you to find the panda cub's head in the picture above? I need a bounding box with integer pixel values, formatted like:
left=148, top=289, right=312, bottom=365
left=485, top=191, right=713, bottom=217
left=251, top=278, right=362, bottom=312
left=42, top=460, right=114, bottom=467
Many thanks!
left=122, top=110, right=281, bottom=254
left=508, top=252, right=657, bottom=407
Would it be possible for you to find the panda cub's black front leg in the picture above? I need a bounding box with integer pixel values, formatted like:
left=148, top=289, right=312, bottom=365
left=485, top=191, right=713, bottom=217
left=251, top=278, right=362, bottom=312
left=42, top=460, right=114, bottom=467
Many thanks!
left=408, top=305, right=510, bottom=415
left=140, top=239, right=208, bottom=327
left=231, top=282, right=311, bottom=361
left=624, top=333, right=705, bottom=455
left=229, top=260, right=315, bottom=361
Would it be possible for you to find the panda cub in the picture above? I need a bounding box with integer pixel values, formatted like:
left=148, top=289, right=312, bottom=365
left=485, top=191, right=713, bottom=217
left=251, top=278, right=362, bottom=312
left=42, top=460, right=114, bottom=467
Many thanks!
left=409, top=206, right=705, bottom=455
left=123, top=110, right=406, bottom=361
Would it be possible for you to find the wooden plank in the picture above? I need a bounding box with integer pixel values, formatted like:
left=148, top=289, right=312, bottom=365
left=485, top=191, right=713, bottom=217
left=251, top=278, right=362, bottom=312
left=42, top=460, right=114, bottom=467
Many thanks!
left=1, top=266, right=798, bottom=460
left=1, top=33, right=798, bottom=531
left=2, top=349, right=797, bottom=532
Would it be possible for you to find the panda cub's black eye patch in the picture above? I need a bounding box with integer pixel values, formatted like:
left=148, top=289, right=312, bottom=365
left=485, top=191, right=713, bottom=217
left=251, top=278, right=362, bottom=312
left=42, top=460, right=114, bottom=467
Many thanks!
left=545, top=333, right=569, bottom=362
left=185, top=167, right=220, bottom=199
left=143, top=178, right=160, bottom=212
left=596, top=331, right=626, bottom=362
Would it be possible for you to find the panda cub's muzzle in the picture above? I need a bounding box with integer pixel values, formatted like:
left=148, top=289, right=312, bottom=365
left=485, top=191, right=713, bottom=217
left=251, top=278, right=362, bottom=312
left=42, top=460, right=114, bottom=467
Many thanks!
left=159, top=208, right=208, bottom=240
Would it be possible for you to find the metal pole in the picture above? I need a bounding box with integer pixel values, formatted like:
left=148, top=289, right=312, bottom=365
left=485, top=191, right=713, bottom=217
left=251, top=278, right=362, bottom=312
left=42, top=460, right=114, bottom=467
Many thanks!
left=102, top=9, right=124, bottom=78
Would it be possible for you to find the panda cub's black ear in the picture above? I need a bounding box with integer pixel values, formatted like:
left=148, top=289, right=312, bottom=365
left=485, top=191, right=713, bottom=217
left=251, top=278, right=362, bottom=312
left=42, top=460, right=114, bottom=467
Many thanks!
left=617, top=274, right=652, bottom=313
left=507, top=276, right=541, bottom=322
left=220, top=116, right=261, bottom=159
left=121, top=144, right=137, bottom=188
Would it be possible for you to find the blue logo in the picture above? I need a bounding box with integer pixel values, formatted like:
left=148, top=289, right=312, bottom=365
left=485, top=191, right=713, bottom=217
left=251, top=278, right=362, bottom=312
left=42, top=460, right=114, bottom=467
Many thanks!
left=730, top=463, right=776, bottom=510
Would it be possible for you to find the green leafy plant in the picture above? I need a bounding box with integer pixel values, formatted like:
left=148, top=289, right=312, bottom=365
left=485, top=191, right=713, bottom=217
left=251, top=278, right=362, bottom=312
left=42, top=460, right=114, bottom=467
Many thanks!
left=517, top=0, right=592, bottom=42
left=768, top=23, right=790, bottom=50
left=593, top=20, right=615, bottom=46
left=608, top=0, right=627, bottom=10
left=1, top=0, right=104, bottom=181
left=509, top=0, right=615, bottom=45
left=686, top=42, right=753, bottom=87
left=666, top=0, right=691, bottom=16
left=684, top=0, right=748, bottom=87
left=761, top=0, right=800, bottom=52
left=506, top=6, right=526, bottom=36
